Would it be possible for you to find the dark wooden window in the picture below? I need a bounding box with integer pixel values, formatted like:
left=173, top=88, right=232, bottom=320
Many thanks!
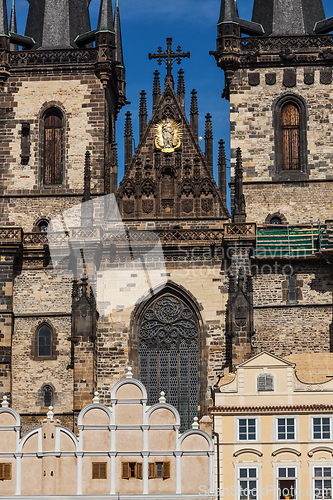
left=281, top=103, right=300, bottom=170
left=38, top=325, right=52, bottom=357
left=148, top=462, right=170, bottom=479
left=289, top=276, right=297, bottom=302
left=43, top=385, right=53, bottom=407
left=122, top=462, right=142, bottom=479
left=0, top=463, right=11, bottom=480
left=43, top=111, right=63, bottom=185
left=92, top=462, right=107, bottom=479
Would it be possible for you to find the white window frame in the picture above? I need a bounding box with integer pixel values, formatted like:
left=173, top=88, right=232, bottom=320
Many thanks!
left=311, top=463, right=333, bottom=500
left=236, top=417, right=259, bottom=443
left=310, top=416, right=332, bottom=442
left=275, top=464, right=298, bottom=500
left=274, top=415, right=298, bottom=442
left=236, top=464, right=260, bottom=500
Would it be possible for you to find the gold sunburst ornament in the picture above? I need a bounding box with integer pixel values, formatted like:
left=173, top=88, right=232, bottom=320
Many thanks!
left=155, top=118, right=182, bottom=153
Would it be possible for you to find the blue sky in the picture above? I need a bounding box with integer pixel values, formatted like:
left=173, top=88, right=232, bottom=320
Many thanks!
left=12, top=0, right=333, bottom=200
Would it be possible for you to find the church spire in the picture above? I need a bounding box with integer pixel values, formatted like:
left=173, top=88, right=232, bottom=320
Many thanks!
left=252, top=0, right=326, bottom=35
left=232, top=148, right=246, bottom=223
left=205, top=114, right=213, bottom=178
left=177, top=69, right=185, bottom=110
left=152, top=70, right=161, bottom=111
left=218, top=139, right=227, bottom=207
left=190, top=89, right=198, bottom=141
left=25, top=0, right=92, bottom=49
left=114, top=0, right=124, bottom=67
left=9, top=0, right=17, bottom=50
left=139, top=90, right=148, bottom=141
left=97, top=0, right=114, bottom=33
left=218, top=0, right=264, bottom=35
left=0, top=0, right=8, bottom=37
left=124, top=111, right=133, bottom=174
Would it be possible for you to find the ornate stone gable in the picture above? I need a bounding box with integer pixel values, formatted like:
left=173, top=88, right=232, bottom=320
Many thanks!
left=117, top=79, right=228, bottom=221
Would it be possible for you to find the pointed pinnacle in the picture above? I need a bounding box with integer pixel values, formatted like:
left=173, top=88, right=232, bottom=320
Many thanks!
left=218, top=139, right=227, bottom=168
left=114, top=0, right=124, bottom=66
left=190, top=89, right=198, bottom=115
left=10, top=0, right=16, bottom=34
left=125, top=111, right=133, bottom=137
left=97, top=0, right=114, bottom=32
left=153, top=70, right=161, bottom=96
left=0, top=0, right=8, bottom=36
left=205, top=114, right=213, bottom=141
left=139, top=90, right=148, bottom=117
left=235, top=147, right=243, bottom=178
left=177, top=68, right=185, bottom=95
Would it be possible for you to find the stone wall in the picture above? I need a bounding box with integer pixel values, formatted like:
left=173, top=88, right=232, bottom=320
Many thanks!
left=229, top=66, right=333, bottom=223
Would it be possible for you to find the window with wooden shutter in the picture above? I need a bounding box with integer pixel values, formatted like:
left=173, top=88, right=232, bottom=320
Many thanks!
left=281, top=103, right=300, bottom=170
left=257, top=374, right=274, bottom=391
left=122, top=462, right=130, bottom=479
left=0, top=463, right=12, bottom=480
left=148, top=462, right=155, bottom=479
left=137, top=463, right=143, bottom=480
left=43, top=110, right=63, bottom=185
left=162, top=462, right=170, bottom=479
left=92, top=462, right=107, bottom=479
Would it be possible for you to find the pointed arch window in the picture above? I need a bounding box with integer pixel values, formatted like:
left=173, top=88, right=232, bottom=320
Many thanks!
left=281, top=103, right=300, bottom=170
left=138, top=294, right=199, bottom=431
left=43, top=385, right=53, bottom=407
left=38, top=324, right=52, bottom=357
left=274, top=95, right=307, bottom=176
left=43, top=109, right=63, bottom=185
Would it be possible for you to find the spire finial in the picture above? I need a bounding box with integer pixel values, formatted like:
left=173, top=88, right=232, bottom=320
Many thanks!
left=1, top=395, right=9, bottom=408
left=205, top=114, right=213, bottom=177
left=97, top=0, right=114, bottom=33
left=0, top=0, right=8, bottom=37
left=252, top=0, right=325, bottom=35
left=159, top=391, right=166, bottom=403
left=177, top=68, right=185, bottom=109
left=190, top=89, right=199, bottom=140
left=93, top=392, right=100, bottom=404
left=218, top=139, right=227, bottom=205
left=47, top=406, right=54, bottom=422
left=152, top=70, right=161, bottom=111
left=124, top=111, right=133, bottom=173
left=232, top=147, right=246, bottom=223
left=149, top=38, right=190, bottom=84
left=114, top=0, right=124, bottom=67
left=126, top=366, right=133, bottom=379
left=139, top=90, right=148, bottom=141
left=192, top=417, right=199, bottom=429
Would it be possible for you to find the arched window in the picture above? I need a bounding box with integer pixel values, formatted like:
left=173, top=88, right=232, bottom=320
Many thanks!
left=138, top=294, right=199, bottom=431
left=281, top=103, right=300, bottom=170
left=43, top=109, right=63, bottom=185
left=43, top=385, right=53, bottom=407
left=38, top=220, right=48, bottom=232
left=274, top=95, right=307, bottom=175
left=38, top=324, right=52, bottom=357
left=270, top=216, right=282, bottom=225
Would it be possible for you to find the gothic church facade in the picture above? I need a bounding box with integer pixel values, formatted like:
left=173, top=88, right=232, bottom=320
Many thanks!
left=0, top=0, right=332, bottom=436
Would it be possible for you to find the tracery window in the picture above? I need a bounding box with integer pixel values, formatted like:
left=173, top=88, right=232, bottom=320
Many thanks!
left=139, top=294, right=198, bottom=431
left=43, top=109, right=63, bottom=185
left=281, top=103, right=300, bottom=170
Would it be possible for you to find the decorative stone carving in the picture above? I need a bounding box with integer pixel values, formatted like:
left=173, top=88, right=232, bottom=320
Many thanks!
left=182, top=199, right=193, bottom=213
left=142, top=199, right=154, bottom=214
left=201, top=198, right=213, bottom=213
left=265, top=73, right=276, bottom=85
left=248, top=72, right=260, bottom=86
left=283, top=69, right=296, bottom=88
left=304, top=70, right=314, bottom=85
left=123, top=200, right=135, bottom=214
left=320, top=69, right=332, bottom=85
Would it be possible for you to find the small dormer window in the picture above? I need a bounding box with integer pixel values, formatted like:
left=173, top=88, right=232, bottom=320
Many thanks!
left=257, top=374, right=274, bottom=391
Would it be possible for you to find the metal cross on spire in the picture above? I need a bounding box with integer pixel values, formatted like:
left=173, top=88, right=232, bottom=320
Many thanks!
left=149, top=38, right=190, bottom=78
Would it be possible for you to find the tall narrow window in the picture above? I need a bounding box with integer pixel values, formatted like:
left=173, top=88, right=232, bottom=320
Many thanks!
left=281, top=103, right=300, bottom=170
left=44, top=110, right=63, bottom=185
left=139, top=294, right=199, bottom=431
left=289, top=276, right=297, bottom=302
left=43, top=385, right=53, bottom=407
left=38, top=324, right=52, bottom=357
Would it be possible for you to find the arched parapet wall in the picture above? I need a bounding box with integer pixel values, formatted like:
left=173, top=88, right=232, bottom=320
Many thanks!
left=0, top=407, right=21, bottom=428
left=145, top=402, right=181, bottom=427
left=111, top=377, right=147, bottom=401
left=178, top=428, right=214, bottom=453
left=77, top=403, right=114, bottom=427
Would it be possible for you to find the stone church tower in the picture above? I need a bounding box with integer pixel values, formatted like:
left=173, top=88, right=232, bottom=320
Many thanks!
left=212, top=0, right=333, bottom=363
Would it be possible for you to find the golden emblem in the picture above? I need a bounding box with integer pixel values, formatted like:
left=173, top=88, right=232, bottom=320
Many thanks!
left=154, top=118, right=182, bottom=153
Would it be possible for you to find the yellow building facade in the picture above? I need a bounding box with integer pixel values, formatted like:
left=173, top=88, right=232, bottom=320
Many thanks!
left=210, top=352, right=333, bottom=500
